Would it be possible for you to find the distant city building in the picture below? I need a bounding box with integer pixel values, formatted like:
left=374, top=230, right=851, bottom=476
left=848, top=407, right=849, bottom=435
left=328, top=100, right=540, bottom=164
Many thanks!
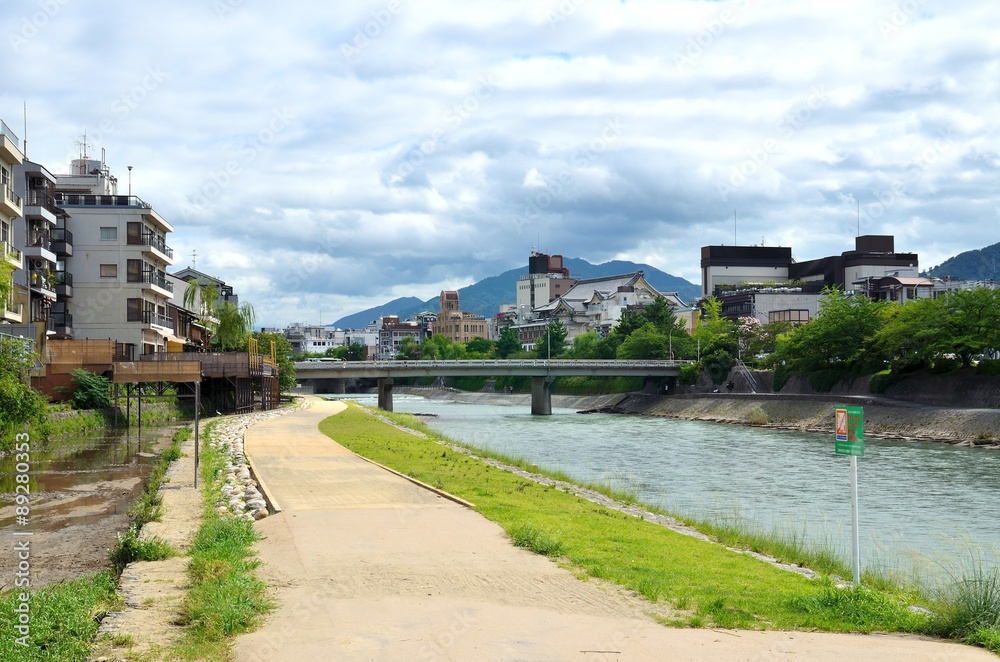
left=515, top=251, right=576, bottom=322
left=703, top=235, right=926, bottom=323
left=1, top=119, right=26, bottom=330
left=377, top=315, right=430, bottom=360
left=434, top=290, right=489, bottom=344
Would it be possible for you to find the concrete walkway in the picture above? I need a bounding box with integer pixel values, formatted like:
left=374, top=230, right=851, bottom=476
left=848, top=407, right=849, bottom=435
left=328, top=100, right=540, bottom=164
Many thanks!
left=233, top=398, right=995, bottom=661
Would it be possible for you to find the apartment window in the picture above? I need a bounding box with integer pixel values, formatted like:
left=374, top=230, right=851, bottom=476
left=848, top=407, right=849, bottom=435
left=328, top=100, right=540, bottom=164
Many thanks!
left=1, top=220, right=7, bottom=244
left=126, top=259, right=142, bottom=283
left=100, top=264, right=118, bottom=278
left=100, top=226, right=118, bottom=241
left=126, top=298, right=142, bottom=322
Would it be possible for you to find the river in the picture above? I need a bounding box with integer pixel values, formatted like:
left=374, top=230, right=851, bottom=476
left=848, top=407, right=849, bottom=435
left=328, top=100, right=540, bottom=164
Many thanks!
left=365, top=394, right=1000, bottom=582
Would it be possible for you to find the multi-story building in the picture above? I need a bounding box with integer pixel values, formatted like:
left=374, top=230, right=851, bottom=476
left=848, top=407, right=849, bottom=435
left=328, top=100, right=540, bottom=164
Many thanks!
left=515, top=251, right=576, bottom=322
left=1, top=119, right=24, bottom=328
left=703, top=235, right=925, bottom=323
left=53, top=152, right=175, bottom=358
left=434, top=290, right=489, bottom=344
left=377, top=315, right=429, bottom=360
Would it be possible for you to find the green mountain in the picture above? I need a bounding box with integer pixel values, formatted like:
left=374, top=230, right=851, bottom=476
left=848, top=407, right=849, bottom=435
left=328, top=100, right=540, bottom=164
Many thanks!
left=332, top=258, right=700, bottom=329
left=924, top=242, right=1000, bottom=281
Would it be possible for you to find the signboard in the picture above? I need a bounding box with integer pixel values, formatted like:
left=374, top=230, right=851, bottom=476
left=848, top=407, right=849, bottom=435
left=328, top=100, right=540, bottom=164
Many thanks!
left=834, top=406, right=864, bottom=456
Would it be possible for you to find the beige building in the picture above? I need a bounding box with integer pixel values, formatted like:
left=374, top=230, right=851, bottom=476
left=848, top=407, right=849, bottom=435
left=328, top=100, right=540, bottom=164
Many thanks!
left=53, top=151, right=176, bottom=358
left=435, top=290, right=489, bottom=344
left=1, top=120, right=24, bottom=327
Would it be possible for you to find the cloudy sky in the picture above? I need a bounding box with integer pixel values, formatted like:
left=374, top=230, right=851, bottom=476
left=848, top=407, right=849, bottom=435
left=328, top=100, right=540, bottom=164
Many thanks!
left=3, top=0, right=998, bottom=326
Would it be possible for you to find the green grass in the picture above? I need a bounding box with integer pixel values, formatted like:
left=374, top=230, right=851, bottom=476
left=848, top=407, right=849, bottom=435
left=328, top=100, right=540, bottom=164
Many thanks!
left=167, top=420, right=272, bottom=660
left=928, top=563, right=1000, bottom=653
left=0, top=571, right=120, bottom=661
left=319, top=403, right=924, bottom=633
left=109, top=524, right=176, bottom=574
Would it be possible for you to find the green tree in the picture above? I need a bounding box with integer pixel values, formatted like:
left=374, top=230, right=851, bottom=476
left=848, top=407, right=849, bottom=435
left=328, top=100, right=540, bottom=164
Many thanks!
left=939, top=287, right=1000, bottom=366
left=396, top=336, right=423, bottom=360
left=342, top=342, right=368, bottom=361
left=868, top=297, right=946, bottom=372
left=496, top=327, right=521, bottom=359
left=211, top=301, right=257, bottom=352
left=182, top=278, right=220, bottom=324
left=536, top=320, right=568, bottom=359
left=465, top=336, right=495, bottom=358
left=0, top=336, right=48, bottom=448
left=616, top=325, right=671, bottom=360
left=775, top=287, right=888, bottom=375
left=612, top=308, right=646, bottom=339
left=567, top=330, right=601, bottom=359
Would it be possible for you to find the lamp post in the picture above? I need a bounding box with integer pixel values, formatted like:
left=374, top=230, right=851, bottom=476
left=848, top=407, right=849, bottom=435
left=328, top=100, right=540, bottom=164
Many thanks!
left=127, top=165, right=132, bottom=197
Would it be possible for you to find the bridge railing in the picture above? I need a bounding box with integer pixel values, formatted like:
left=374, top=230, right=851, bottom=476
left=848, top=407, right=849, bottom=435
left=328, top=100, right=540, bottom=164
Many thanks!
left=295, top=359, right=692, bottom=369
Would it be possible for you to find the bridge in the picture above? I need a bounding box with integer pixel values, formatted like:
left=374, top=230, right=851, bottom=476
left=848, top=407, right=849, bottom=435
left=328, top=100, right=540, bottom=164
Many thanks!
left=294, top=359, right=688, bottom=415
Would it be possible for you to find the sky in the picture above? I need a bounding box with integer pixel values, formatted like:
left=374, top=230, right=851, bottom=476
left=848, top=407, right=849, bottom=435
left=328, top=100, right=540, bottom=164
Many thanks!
left=2, top=0, right=999, bottom=327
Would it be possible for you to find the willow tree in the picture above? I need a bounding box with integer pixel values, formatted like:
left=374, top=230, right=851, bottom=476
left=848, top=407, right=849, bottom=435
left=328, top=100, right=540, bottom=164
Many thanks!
left=182, top=278, right=220, bottom=323
left=212, top=300, right=257, bottom=352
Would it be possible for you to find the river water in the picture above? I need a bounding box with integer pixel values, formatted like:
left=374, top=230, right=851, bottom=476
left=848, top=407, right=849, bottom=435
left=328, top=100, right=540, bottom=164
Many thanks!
left=370, top=394, right=1000, bottom=582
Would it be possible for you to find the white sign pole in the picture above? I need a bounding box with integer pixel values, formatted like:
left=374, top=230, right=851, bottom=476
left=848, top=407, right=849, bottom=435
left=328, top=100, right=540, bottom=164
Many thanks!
left=850, top=454, right=860, bottom=587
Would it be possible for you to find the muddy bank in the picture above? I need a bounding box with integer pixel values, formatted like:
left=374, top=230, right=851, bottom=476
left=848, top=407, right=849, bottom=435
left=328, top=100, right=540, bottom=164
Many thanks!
left=396, top=387, right=1000, bottom=448
left=0, top=425, right=180, bottom=589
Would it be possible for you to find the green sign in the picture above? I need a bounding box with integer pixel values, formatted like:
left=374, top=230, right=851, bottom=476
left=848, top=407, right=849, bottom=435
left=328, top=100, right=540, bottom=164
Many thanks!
left=834, top=406, right=864, bottom=456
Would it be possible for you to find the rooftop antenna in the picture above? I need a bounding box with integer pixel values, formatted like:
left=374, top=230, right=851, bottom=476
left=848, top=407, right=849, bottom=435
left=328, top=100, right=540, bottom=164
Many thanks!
left=22, top=101, right=27, bottom=158
left=857, top=198, right=861, bottom=237
left=734, top=209, right=737, bottom=245
left=191, top=249, right=197, bottom=269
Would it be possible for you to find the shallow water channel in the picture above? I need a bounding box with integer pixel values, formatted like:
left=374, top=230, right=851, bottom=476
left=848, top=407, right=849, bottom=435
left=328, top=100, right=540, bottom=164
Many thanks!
left=371, top=394, right=1000, bottom=582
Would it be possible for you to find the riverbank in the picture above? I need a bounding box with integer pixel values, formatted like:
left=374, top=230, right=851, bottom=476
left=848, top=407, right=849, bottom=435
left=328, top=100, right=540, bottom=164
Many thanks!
left=395, top=387, right=1000, bottom=448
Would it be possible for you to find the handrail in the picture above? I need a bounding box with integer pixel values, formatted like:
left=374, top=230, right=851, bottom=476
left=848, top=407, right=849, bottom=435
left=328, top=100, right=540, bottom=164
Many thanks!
left=0, top=119, right=18, bottom=146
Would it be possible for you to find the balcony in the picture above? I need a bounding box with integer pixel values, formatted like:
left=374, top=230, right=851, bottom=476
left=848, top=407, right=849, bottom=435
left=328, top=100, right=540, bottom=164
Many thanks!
left=50, top=311, right=73, bottom=337
left=0, top=119, right=21, bottom=164
left=22, top=190, right=60, bottom=224
left=142, top=310, right=175, bottom=330
left=55, top=270, right=72, bottom=298
left=139, top=230, right=174, bottom=261
left=2, top=184, right=21, bottom=217
left=2, top=241, right=21, bottom=268
left=141, top=270, right=174, bottom=296
left=54, top=193, right=151, bottom=208
left=23, top=230, right=56, bottom=264
left=51, top=227, right=73, bottom=256
left=29, top=269, right=56, bottom=300
left=2, top=301, right=23, bottom=323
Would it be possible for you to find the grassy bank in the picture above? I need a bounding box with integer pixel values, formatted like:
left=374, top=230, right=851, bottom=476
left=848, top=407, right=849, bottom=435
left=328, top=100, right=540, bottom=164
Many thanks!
left=0, top=427, right=190, bottom=662
left=167, top=420, right=272, bottom=660
left=320, top=403, right=924, bottom=632
left=321, top=403, right=999, bottom=652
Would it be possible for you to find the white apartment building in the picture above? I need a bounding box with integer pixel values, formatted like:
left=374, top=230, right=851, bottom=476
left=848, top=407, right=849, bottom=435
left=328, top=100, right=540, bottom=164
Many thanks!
left=54, top=152, right=175, bottom=357
left=1, top=119, right=24, bottom=326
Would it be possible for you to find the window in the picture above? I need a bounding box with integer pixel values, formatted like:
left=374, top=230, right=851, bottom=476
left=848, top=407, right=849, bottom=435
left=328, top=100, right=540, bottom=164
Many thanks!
left=100, top=264, right=118, bottom=278
left=126, top=298, right=142, bottom=322
left=126, top=259, right=142, bottom=282
left=100, top=226, right=117, bottom=241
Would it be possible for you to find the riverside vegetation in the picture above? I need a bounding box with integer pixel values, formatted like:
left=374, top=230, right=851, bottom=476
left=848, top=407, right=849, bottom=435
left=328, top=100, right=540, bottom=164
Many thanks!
left=321, top=402, right=1000, bottom=654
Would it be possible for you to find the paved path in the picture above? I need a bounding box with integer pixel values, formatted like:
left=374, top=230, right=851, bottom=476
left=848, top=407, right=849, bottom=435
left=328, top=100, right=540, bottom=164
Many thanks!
left=233, top=398, right=995, bottom=661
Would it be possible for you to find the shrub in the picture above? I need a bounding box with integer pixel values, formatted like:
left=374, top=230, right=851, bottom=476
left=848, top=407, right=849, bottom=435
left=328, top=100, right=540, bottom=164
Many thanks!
left=930, top=357, right=962, bottom=374
left=772, top=364, right=791, bottom=392
left=868, top=369, right=901, bottom=394
left=747, top=406, right=769, bottom=426
left=808, top=368, right=851, bottom=393
left=68, top=368, right=112, bottom=409
left=678, top=362, right=702, bottom=385
left=703, top=350, right=735, bottom=384
left=976, top=359, right=1000, bottom=376
left=507, top=522, right=564, bottom=557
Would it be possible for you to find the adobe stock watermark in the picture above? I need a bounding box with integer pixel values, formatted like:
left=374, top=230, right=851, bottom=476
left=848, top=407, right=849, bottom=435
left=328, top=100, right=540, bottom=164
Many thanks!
left=849, top=127, right=955, bottom=236
left=8, top=0, right=72, bottom=53
left=340, top=0, right=403, bottom=61
left=387, top=75, right=499, bottom=186
left=674, top=0, right=753, bottom=71
left=212, top=0, right=243, bottom=19
left=878, top=0, right=925, bottom=37
left=716, top=85, right=828, bottom=202
left=546, top=0, right=588, bottom=29
left=11, top=432, right=33, bottom=647
left=189, top=107, right=295, bottom=208
left=511, top=117, right=626, bottom=233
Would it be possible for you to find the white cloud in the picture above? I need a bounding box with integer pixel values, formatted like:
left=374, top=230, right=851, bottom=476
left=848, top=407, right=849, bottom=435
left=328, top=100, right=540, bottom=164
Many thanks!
left=2, top=0, right=999, bottom=326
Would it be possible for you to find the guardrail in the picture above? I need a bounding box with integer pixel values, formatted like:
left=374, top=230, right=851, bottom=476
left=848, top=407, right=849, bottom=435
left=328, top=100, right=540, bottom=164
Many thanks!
left=297, top=359, right=691, bottom=369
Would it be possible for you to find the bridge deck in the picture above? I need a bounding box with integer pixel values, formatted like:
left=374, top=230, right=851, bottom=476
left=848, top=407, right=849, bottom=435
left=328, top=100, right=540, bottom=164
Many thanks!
left=295, top=359, right=687, bottom=379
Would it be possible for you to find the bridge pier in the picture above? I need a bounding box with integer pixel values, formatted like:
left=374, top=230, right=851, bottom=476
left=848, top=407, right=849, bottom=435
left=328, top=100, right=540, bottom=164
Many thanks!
left=530, top=376, right=553, bottom=415
left=377, top=378, right=394, bottom=411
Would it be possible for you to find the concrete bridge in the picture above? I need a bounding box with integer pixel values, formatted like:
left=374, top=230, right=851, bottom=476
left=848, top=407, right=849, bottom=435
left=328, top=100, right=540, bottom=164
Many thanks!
left=294, top=359, right=688, bottom=415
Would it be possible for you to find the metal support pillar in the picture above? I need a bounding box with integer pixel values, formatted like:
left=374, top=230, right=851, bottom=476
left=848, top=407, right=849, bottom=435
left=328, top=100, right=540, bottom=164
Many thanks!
left=530, top=376, right=553, bottom=416
left=377, top=377, right=394, bottom=412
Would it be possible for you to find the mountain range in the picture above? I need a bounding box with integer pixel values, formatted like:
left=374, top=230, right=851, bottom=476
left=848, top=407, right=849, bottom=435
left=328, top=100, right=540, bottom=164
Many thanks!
left=924, top=242, right=1000, bottom=281
left=332, top=257, right=702, bottom=329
